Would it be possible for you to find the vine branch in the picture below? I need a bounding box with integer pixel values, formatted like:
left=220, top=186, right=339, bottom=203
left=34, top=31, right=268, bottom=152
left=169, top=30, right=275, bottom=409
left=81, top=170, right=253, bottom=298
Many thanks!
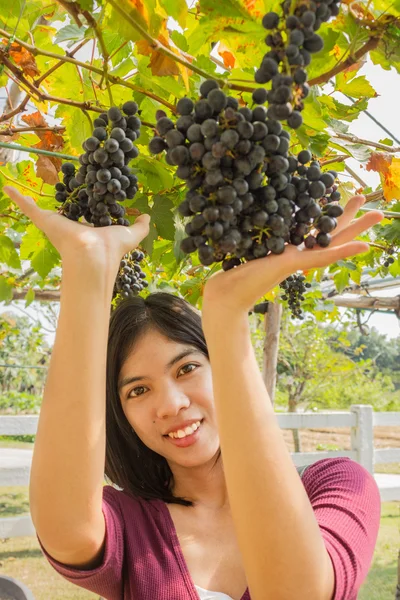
left=0, top=39, right=90, bottom=124
left=0, top=28, right=176, bottom=112
left=0, top=125, right=66, bottom=136
left=333, top=132, right=400, bottom=153
left=308, top=35, right=382, bottom=87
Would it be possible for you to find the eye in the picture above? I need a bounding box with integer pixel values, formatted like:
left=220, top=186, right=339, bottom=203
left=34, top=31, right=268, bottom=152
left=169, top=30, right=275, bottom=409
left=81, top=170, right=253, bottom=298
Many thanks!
left=127, top=363, right=199, bottom=398
left=179, top=362, right=199, bottom=376
left=128, top=385, right=148, bottom=398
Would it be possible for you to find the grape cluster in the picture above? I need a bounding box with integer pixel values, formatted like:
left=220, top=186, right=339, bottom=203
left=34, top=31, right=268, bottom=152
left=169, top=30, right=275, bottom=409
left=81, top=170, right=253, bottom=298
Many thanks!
left=113, top=250, right=148, bottom=300
left=149, top=83, right=343, bottom=268
left=380, top=247, right=396, bottom=269
left=255, top=0, right=342, bottom=130
left=280, top=273, right=312, bottom=318
left=54, top=101, right=140, bottom=227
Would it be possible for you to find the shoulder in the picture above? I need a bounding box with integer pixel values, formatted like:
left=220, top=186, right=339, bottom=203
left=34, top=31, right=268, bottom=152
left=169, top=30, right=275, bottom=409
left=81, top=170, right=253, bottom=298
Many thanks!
left=301, top=457, right=380, bottom=495
left=300, top=457, right=381, bottom=522
left=300, top=458, right=381, bottom=599
left=102, top=484, right=164, bottom=522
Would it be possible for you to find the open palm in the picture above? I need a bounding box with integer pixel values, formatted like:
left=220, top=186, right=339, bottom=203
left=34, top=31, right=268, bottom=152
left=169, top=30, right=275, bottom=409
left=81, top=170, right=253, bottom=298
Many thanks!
left=4, top=186, right=150, bottom=271
left=202, top=195, right=384, bottom=314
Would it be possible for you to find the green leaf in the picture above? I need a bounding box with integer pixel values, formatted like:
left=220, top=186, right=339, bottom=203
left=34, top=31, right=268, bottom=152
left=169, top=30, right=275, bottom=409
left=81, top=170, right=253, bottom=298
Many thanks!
left=0, top=275, right=13, bottom=302
left=110, top=58, right=135, bottom=79
left=379, top=138, right=394, bottom=146
left=170, top=31, right=189, bottom=52
left=135, top=156, right=174, bottom=194
left=25, top=288, right=35, bottom=308
left=349, top=269, right=361, bottom=285
left=0, top=235, right=21, bottom=269
left=76, top=0, right=94, bottom=9
left=54, top=24, right=86, bottom=45
left=334, top=268, right=350, bottom=293
left=152, top=195, right=175, bottom=241
left=141, top=218, right=159, bottom=256
left=19, top=225, right=59, bottom=279
left=335, top=75, right=377, bottom=99
left=336, top=260, right=357, bottom=271
left=161, top=0, right=188, bottom=27
left=102, top=30, right=127, bottom=56
left=379, top=218, right=400, bottom=243
left=56, top=104, right=92, bottom=156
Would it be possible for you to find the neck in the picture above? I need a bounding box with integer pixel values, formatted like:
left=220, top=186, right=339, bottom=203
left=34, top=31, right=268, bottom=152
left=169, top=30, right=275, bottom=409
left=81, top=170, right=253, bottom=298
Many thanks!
left=170, top=452, right=229, bottom=510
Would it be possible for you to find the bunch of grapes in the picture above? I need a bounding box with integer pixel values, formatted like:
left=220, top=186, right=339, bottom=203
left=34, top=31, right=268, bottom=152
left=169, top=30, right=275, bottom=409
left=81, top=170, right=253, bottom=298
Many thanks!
left=280, top=273, right=312, bottom=318
left=54, top=101, right=140, bottom=227
left=148, top=81, right=343, bottom=269
left=54, top=101, right=149, bottom=300
left=379, top=246, right=396, bottom=269
left=255, top=0, right=342, bottom=130
left=113, top=250, right=148, bottom=300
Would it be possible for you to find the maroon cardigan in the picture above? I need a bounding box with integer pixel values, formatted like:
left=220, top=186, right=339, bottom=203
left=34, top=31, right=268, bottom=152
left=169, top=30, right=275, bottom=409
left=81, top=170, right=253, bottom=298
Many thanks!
left=37, top=457, right=381, bottom=600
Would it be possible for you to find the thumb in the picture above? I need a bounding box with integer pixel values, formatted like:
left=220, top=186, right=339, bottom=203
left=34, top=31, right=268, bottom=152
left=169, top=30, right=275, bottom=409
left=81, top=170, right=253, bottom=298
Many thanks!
left=131, top=212, right=151, bottom=236
left=4, top=186, right=43, bottom=226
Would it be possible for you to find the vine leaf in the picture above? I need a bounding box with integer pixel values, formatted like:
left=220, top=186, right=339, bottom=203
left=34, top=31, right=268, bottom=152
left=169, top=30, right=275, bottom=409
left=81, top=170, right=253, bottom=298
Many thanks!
left=21, top=112, right=64, bottom=185
left=4, top=41, right=40, bottom=77
left=0, top=234, right=21, bottom=269
left=366, top=153, right=400, bottom=201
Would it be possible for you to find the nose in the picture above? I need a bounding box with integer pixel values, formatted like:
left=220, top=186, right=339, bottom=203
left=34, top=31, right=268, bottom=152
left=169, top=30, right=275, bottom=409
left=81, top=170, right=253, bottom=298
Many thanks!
left=155, top=381, right=191, bottom=419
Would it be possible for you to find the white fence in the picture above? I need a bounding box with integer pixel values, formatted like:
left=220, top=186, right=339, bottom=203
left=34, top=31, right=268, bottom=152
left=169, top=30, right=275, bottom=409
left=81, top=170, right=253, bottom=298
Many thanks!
left=1, top=405, right=400, bottom=540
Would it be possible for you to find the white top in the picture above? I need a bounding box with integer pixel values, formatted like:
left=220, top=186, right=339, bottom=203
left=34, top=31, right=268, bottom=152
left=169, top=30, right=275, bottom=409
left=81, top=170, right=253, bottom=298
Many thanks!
left=194, top=584, right=235, bottom=600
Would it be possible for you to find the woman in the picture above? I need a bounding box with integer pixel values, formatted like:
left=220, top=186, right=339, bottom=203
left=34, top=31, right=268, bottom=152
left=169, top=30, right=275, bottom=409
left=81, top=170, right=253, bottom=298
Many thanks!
left=4, top=185, right=383, bottom=600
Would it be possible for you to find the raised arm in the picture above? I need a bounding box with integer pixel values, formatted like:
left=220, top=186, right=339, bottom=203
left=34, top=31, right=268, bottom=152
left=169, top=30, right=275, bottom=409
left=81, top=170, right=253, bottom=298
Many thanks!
left=29, top=259, right=115, bottom=567
left=3, top=185, right=150, bottom=568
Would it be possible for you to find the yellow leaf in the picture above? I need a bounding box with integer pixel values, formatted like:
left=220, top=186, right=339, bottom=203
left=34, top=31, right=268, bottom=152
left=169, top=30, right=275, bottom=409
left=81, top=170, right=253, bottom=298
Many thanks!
left=366, top=152, right=400, bottom=202
left=218, top=42, right=235, bottom=68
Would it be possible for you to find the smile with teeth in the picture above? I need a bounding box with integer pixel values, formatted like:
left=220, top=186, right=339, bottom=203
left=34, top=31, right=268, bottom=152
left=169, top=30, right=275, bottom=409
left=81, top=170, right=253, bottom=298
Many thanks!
left=167, top=420, right=202, bottom=439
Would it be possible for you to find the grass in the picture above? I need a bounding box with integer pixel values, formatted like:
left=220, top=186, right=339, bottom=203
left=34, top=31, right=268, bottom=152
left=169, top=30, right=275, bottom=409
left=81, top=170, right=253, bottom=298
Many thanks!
left=0, top=484, right=398, bottom=599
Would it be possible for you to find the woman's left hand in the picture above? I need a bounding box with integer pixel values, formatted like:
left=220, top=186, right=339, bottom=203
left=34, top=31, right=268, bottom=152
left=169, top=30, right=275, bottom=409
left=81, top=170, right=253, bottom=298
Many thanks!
left=202, top=195, right=384, bottom=315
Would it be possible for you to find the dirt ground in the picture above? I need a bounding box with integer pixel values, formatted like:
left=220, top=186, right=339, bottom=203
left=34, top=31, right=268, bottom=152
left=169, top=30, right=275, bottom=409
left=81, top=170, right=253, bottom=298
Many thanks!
left=281, top=426, right=400, bottom=452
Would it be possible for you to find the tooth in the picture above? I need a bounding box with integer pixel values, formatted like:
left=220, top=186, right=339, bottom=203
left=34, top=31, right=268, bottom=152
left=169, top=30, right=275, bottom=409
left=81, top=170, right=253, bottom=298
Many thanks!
left=169, top=421, right=200, bottom=439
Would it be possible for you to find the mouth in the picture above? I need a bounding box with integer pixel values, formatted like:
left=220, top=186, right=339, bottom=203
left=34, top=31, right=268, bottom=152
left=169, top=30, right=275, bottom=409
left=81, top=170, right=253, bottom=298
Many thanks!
left=163, top=419, right=204, bottom=446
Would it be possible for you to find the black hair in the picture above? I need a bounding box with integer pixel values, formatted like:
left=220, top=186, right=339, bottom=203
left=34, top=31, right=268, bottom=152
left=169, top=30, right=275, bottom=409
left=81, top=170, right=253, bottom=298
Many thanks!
left=105, top=291, right=221, bottom=507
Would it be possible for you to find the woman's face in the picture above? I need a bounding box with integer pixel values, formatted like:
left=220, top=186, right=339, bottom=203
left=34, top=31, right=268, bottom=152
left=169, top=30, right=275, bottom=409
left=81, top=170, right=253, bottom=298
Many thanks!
left=118, top=328, right=220, bottom=468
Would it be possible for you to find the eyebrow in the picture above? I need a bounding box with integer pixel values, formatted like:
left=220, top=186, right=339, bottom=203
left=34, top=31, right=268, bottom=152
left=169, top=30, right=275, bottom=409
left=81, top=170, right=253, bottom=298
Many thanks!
left=118, top=348, right=202, bottom=391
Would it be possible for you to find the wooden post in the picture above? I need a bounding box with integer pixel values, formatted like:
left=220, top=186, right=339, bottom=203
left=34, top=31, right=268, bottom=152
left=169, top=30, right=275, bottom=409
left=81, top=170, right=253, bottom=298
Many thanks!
left=262, top=302, right=282, bottom=407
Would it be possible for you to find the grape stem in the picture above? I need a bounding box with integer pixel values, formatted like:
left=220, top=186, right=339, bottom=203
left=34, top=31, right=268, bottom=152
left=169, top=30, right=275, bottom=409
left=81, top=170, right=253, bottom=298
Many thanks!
left=82, top=9, right=114, bottom=105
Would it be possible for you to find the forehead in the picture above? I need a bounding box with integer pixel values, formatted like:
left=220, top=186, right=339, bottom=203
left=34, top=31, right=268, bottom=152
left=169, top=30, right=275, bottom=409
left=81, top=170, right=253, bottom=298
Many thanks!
left=120, top=329, right=197, bottom=372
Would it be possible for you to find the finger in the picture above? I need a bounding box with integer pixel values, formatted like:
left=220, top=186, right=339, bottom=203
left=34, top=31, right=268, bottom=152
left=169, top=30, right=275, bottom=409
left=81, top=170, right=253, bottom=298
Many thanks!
left=333, top=195, right=365, bottom=235
left=4, top=186, right=43, bottom=225
left=300, top=241, right=370, bottom=270
left=330, top=210, right=384, bottom=247
left=119, top=213, right=151, bottom=249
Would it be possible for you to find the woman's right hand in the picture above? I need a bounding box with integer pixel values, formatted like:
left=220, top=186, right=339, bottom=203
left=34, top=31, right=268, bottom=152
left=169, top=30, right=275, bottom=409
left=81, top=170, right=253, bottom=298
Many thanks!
left=4, top=186, right=151, bottom=273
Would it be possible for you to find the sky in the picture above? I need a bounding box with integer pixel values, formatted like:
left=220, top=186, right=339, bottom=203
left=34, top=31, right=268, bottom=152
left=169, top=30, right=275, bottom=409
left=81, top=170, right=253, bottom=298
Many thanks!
left=1, top=17, right=400, bottom=344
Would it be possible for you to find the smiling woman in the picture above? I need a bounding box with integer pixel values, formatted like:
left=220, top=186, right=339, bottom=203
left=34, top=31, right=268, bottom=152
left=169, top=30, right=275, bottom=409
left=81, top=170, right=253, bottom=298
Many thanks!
left=7, top=164, right=381, bottom=600
left=104, top=292, right=223, bottom=507
left=34, top=291, right=380, bottom=600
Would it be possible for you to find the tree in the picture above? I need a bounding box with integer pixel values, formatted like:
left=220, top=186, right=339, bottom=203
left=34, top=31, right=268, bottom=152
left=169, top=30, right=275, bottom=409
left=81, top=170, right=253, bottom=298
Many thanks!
left=0, top=0, right=399, bottom=311
left=0, top=312, right=50, bottom=410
